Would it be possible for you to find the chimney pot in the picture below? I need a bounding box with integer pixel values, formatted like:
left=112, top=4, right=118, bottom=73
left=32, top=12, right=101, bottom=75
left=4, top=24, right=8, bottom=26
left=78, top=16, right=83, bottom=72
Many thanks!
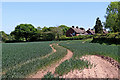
left=72, top=26, right=74, bottom=28
left=76, top=26, right=78, bottom=28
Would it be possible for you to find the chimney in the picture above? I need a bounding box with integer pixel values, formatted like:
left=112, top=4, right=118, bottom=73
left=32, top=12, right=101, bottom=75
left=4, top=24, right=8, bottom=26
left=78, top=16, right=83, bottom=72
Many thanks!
left=76, top=26, right=78, bottom=29
left=72, top=26, right=74, bottom=28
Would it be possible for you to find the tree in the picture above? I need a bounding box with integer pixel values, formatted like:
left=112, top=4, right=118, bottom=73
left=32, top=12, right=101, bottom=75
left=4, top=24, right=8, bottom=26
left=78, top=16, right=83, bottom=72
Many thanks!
left=11, top=24, right=37, bottom=41
left=94, top=17, right=103, bottom=33
left=118, top=2, right=120, bottom=29
left=58, top=25, right=70, bottom=35
left=50, top=27, right=63, bottom=39
left=37, top=26, right=42, bottom=31
left=0, top=31, right=8, bottom=42
left=41, top=26, right=50, bottom=32
left=104, top=1, right=120, bottom=32
left=43, top=32, right=55, bottom=41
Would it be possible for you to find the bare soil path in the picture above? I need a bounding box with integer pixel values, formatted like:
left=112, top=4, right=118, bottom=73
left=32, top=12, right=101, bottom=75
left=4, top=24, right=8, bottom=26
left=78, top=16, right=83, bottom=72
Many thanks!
left=62, top=55, right=119, bottom=78
left=28, top=44, right=73, bottom=78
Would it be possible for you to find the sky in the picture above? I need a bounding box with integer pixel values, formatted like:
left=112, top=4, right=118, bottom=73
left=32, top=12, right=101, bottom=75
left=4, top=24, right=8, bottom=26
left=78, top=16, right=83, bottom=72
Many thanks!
left=2, top=2, right=110, bottom=34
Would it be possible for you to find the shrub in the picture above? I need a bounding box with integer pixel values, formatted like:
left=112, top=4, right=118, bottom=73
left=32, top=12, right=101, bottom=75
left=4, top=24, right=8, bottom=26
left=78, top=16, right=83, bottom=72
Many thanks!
left=92, top=32, right=120, bottom=44
left=58, top=35, right=94, bottom=41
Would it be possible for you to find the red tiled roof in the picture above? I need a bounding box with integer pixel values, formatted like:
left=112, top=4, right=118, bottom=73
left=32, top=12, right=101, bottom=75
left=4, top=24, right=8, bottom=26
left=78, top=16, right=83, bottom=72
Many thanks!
left=71, top=28, right=85, bottom=34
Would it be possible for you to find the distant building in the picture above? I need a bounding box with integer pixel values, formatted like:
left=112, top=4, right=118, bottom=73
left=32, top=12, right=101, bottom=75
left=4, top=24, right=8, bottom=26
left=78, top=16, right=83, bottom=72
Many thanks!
left=66, top=26, right=108, bottom=37
left=66, top=26, right=87, bottom=37
left=86, top=28, right=95, bottom=35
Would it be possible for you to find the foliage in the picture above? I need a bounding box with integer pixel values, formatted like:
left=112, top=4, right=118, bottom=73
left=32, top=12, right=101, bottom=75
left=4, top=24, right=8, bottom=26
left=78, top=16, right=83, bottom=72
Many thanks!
left=50, top=27, right=63, bottom=40
left=2, top=42, right=52, bottom=72
left=30, top=32, right=55, bottom=41
left=59, top=40, right=120, bottom=62
left=42, top=72, right=61, bottom=79
left=7, top=24, right=70, bottom=42
left=104, top=1, right=120, bottom=32
left=42, top=26, right=50, bottom=32
left=59, top=35, right=94, bottom=41
left=43, top=32, right=55, bottom=41
left=37, top=26, right=42, bottom=31
left=10, top=24, right=37, bottom=41
left=55, top=59, right=91, bottom=76
left=94, top=17, right=103, bottom=33
left=92, top=32, right=120, bottom=44
left=2, top=43, right=67, bottom=78
left=43, top=72, right=55, bottom=78
left=58, top=25, right=70, bottom=35
left=0, top=31, right=9, bottom=42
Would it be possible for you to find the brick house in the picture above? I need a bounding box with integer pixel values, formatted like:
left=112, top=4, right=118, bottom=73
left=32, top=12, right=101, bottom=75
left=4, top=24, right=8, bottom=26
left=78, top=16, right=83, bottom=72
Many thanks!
left=86, top=28, right=95, bottom=35
left=66, top=26, right=87, bottom=37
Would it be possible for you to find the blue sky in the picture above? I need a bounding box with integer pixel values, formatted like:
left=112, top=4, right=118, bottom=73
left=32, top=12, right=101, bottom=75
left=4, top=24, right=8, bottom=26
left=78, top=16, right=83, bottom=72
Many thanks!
left=2, top=2, right=110, bottom=34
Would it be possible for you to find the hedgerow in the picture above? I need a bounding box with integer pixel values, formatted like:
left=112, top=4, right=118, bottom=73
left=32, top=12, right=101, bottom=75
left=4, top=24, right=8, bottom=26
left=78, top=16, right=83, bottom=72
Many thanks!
left=92, top=32, right=120, bottom=44
left=58, top=35, right=94, bottom=41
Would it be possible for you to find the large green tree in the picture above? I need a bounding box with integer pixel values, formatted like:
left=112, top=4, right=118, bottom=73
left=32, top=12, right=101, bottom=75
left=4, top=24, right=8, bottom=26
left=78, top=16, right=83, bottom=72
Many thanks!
left=41, top=26, right=50, bottom=32
left=11, top=24, right=37, bottom=41
left=94, top=17, right=103, bottom=33
left=50, top=27, right=63, bottom=39
left=0, top=31, right=8, bottom=42
left=104, top=1, right=120, bottom=32
left=58, top=25, right=70, bottom=35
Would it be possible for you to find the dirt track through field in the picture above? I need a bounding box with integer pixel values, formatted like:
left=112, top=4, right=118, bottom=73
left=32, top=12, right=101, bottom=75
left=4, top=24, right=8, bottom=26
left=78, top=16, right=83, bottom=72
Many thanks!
left=28, top=44, right=73, bottom=78
left=29, top=44, right=119, bottom=79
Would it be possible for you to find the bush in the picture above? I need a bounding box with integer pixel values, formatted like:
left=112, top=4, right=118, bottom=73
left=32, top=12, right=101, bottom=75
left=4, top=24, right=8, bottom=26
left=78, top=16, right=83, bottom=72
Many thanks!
left=92, top=32, right=120, bottom=44
left=29, top=32, right=55, bottom=41
left=58, top=35, right=94, bottom=41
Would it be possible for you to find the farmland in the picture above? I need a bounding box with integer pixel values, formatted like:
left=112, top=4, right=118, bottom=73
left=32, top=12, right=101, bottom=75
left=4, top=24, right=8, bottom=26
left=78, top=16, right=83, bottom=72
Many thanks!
left=2, top=40, right=120, bottom=78
left=53, top=40, right=120, bottom=76
left=2, top=42, right=67, bottom=78
left=2, top=42, right=54, bottom=76
left=55, top=58, right=92, bottom=76
left=59, top=40, right=120, bottom=62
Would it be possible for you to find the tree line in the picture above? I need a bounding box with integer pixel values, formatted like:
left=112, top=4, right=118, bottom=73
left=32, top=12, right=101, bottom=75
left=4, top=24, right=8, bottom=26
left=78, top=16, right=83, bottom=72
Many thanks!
left=1, top=25, right=70, bottom=42
left=0, top=1, right=120, bottom=42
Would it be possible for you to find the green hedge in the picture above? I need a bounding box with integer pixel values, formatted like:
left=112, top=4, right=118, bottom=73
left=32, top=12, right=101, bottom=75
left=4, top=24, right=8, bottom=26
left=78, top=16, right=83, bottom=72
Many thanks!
left=92, top=32, right=120, bottom=44
left=58, top=35, right=94, bottom=41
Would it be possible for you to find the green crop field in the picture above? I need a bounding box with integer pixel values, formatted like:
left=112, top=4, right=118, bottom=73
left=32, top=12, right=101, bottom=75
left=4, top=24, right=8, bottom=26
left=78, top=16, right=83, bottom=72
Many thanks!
left=2, top=42, right=54, bottom=75
left=2, top=42, right=67, bottom=78
left=53, top=40, right=120, bottom=76
left=55, top=58, right=92, bottom=76
left=2, top=40, right=120, bottom=78
left=59, top=40, right=120, bottom=62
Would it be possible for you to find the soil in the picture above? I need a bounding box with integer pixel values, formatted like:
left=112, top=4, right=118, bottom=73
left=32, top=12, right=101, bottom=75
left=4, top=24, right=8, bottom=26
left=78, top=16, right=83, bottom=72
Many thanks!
left=62, top=55, right=119, bottom=78
left=50, top=44, right=56, bottom=52
left=28, top=44, right=119, bottom=79
left=28, top=44, right=73, bottom=78
left=96, top=55, right=120, bottom=69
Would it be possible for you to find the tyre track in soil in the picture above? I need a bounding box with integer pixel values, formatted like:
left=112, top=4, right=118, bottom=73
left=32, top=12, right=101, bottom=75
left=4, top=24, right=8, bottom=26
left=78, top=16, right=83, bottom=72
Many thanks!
left=28, top=44, right=73, bottom=78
